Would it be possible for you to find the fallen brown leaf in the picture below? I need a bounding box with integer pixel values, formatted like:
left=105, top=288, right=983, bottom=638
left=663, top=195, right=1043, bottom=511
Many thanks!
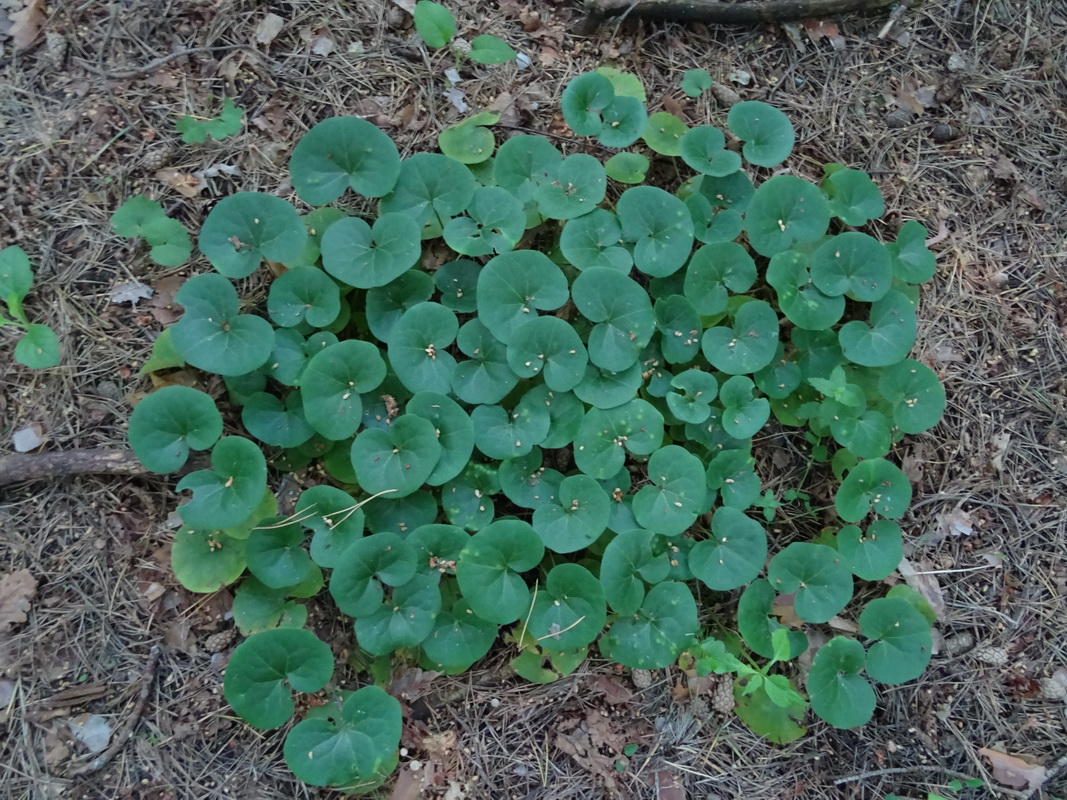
left=255, top=13, right=285, bottom=45
left=0, top=570, right=38, bottom=636
left=978, top=747, right=1047, bottom=790
left=155, top=169, right=205, bottom=198
left=9, top=0, right=46, bottom=50
left=897, top=558, right=946, bottom=620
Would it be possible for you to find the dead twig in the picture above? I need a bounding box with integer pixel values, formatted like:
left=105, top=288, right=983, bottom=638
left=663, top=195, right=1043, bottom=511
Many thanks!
left=0, top=449, right=148, bottom=485
left=63, top=645, right=162, bottom=779
left=583, top=0, right=900, bottom=24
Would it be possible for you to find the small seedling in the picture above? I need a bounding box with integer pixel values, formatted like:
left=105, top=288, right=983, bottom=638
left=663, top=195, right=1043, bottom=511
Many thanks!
left=413, top=1, right=516, bottom=65
left=176, top=96, right=244, bottom=143
left=0, top=245, right=60, bottom=368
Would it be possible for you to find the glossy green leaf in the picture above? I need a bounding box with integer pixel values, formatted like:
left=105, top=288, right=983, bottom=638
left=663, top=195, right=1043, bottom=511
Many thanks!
left=380, top=152, right=476, bottom=239
left=680, top=126, right=742, bottom=177
left=290, top=116, right=401, bottom=204
left=171, top=527, right=247, bottom=593
left=572, top=267, right=655, bottom=371
left=435, top=258, right=481, bottom=313
left=129, top=386, right=222, bottom=473
left=597, top=95, right=648, bottom=148
left=442, top=466, right=497, bottom=531
left=822, top=167, right=885, bottom=226
left=363, top=492, right=438, bottom=537
left=665, top=368, right=717, bottom=423
left=559, top=209, right=632, bottom=273
left=527, top=564, right=606, bottom=651
left=329, top=532, right=417, bottom=617
left=232, top=577, right=309, bottom=636
left=604, top=152, right=649, bottom=184
left=388, top=302, right=458, bottom=394
left=438, top=112, right=499, bottom=165
left=529, top=386, right=585, bottom=449
left=599, top=581, right=697, bottom=669
left=245, top=517, right=317, bottom=589
left=421, top=598, right=497, bottom=673
left=223, top=628, right=333, bottom=730
left=836, top=520, right=904, bottom=581
left=444, top=186, right=525, bottom=256
left=471, top=394, right=550, bottom=460
left=617, top=186, right=694, bottom=278
left=468, top=34, right=516, bottom=64
left=727, top=101, right=795, bottom=167
left=451, top=318, right=519, bottom=404
left=199, top=193, right=307, bottom=279
left=456, top=519, right=544, bottom=624
left=684, top=193, right=744, bottom=244
left=350, top=415, right=443, bottom=498
left=366, top=270, right=434, bottom=344
left=878, top=359, right=945, bottom=433
left=0, top=245, right=32, bottom=300
left=684, top=241, right=756, bottom=314
left=689, top=507, right=767, bottom=590
left=13, top=324, right=59, bottom=368
left=599, top=529, right=671, bottom=615
left=406, top=392, right=474, bottom=486
left=355, top=572, right=442, bottom=654
left=835, top=457, right=912, bottom=522
left=498, top=448, right=562, bottom=509
left=535, top=153, right=607, bottom=220
left=697, top=170, right=755, bottom=214
left=808, top=637, right=876, bottom=728
left=506, top=315, right=588, bottom=391
left=705, top=448, right=760, bottom=508
left=719, top=375, right=770, bottom=439
left=632, top=446, right=704, bottom=535
left=574, top=399, right=664, bottom=479
left=860, top=597, right=933, bottom=684
left=111, top=198, right=193, bottom=267
left=320, top=213, right=422, bottom=289
left=734, top=681, right=806, bottom=744
left=267, top=266, right=341, bottom=328
left=413, top=0, right=455, bottom=46
left=831, top=409, right=892, bottom=459
left=171, top=273, right=275, bottom=376
left=642, top=112, right=688, bottom=156
left=176, top=436, right=268, bottom=529
left=533, top=473, right=610, bottom=553
left=476, top=250, right=569, bottom=344
left=301, top=340, right=387, bottom=441
left=767, top=542, right=853, bottom=623
left=887, top=221, right=936, bottom=283
left=701, top=300, right=779, bottom=375
left=744, top=175, right=830, bottom=257
left=560, top=72, right=615, bottom=136
left=811, top=232, right=893, bottom=302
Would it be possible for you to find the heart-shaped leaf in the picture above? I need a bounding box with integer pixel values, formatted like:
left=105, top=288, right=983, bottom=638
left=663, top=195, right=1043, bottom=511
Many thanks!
left=744, top=175, right=830, bottom=257
left=387, top=302, right=458, bottom=394
left=442, top=465, right=497, bottom=531
left=878, top=359, right=945, bottom=434
left=535, top=154, right=607, bottom=220
left=727, top=101, right=795, bottom=167
left=380, top=153, right=476, bottom=239
left=171, top=273, right=275, bottom=376
left=128, top=385, right=223, bottom=473
left=836, top=520, right=904, bottom=581
left=527, top=563, right=607, bottom=651
left=456, top=519, right=544, bottom=624
left=887, top=220, right=936, bottom=283
left=604, top=152, right=649, bottom=185
left=830, top=409, right=892, bottom=459
left=232, top=577, right=309, bottom=636
left=527, top=386, right=585, bottom=449
left=438, top=112, right=499, bottom=165
left=321, top=213, right=422, bottom=289
left=328, top=532, right=417, bottom=616
left=705, top=448, right=761, bottom=509
left=176, top=436, right=267, bottom=529
left=476, top=250, right=569, bottom=344
left=111, top=198, right=193, bottom=267
left=597, top=95, right=648, bottom=148
left=632, top=446, right=705, bottom=535
left=859, top=597, right=933, bottom=684
left=406, top=392, right=474, bottom=486
left=737, top=579, right=807, bottom=660
left=839, top=290, right=917, bottom=367
left=666, top=369, right=717, bottom=424
left=689, top=507, right=768, bottom=591
left=444, top=186, right=525, bottom=256
left=617, top=186, right=694, bottom=278
left=245, top=517, right=317, bottom=589
left=363, top=492, right=438, bottom=537
left=680, top=126, right=742, bottom=177
left=350, top=415, right=443, bottom=498
left=301, top=340, right=387, bottom=441
left=719, top=375, right=770, bottom=439
left=599, top=529, right=671, bottom=615
left=598, top=581, right=697, bottom=669
left=498, top=448, right=562, bottom=509
left=642, top=112, right=688, bottom=156
left=451, top=318, right=518, bottom=405
left=295, top=485, right=365, bottom=569
left=560, top=72, right=615, bottom=136
left=366, top=270, right=435, bottom=344
left=572, top=267, right=656, bottom=372
left=574, top=399, right=664, bottom=479
left=767, top=543, right=853, bottom=623
left=701, top=300, right=780, bottom=375
left=506, top=315, right=588, bottom=391
left=421, top=598, right=498, bottom=674
left=267, top=266, right=341, bottom=328
left=681, top=69, right=713, bottom=97
left=835, top=457, right=912, bottom=522
left=811, top=232, right=893, bottom=302
left=435, top=258, right=481, bottom=313
left=471, top=393, right=551, bottom=461
left=533, top=473, right=610, bottom=553
left=355, top=572, right=442, bottom=654
left=822, top=167, right=885, bottom=226
left=241, top=392, right=315, bottom=449
left=684, top=242, right=757, bottom=315
left=808, top=637, right=876, bottom=728
left=223, top=628, right=333, bottom=729
left=766, top=249, right=844, bottom=331
left=199, top=193, right=307, bottom=279
left=171, top=527, right=247, bottom=593
left=290, top=116, right=401, bottom=204
left=684, top=193, right=745, bottom=244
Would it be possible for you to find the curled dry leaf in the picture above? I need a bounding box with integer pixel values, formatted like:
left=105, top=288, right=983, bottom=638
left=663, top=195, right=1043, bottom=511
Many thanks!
left=155, top=168, right=205, bottom=198
left=0, top=569, right=38, bottom=636
left=9, top=0, right=46, bottom=50
left=896, top=557, right=946, bottom=620
left=978, top=747, right=1047, bottom=790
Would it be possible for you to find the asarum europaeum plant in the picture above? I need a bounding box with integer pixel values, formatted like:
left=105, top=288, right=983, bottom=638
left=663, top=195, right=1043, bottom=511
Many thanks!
left=127, top=68, right=946, bottom=790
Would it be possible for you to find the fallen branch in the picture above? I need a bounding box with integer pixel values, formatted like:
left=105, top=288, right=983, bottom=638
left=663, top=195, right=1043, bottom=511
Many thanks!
left=584, top=0, right=899, bottom=23
left=64, top=645, right=162, bottom=779
left=0, top=448, right=148, bottom=485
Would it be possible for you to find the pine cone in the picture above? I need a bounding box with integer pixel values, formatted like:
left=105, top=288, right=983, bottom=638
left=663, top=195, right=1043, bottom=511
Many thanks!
left=1037, top=677, right=1067, bottom=701
left=973, top=645, right=1009, bottom=667
left=203, top=629, right=235, bottom=653
left=711, top=675, right=735, bottom=715
left=631, top=669, right=653, bottom=689
left=44, top=33, right=68, bottom=69
left=451, top=37, right=472, bottom=57
left=142, top=147, right=173, bottom=171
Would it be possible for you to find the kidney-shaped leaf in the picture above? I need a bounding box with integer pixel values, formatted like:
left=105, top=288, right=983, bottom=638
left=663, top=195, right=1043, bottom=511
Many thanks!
left=680, top=126, right=742, bottom=177
left=506, top=315, right=588, bottom=391
left=421, top=598, right=498, bottom=674
left=574, top=399, right=664, bottom=479
left=859, top=597, right=933, bottom=684
left=388, top=302, right=458, bottom=394
left=767, top=543, right=853, bottom=623
left=808, top=637, right=876, bottom=728
left=456, top=519, right=544, bottom=624
left=837, top=520, right=904, bottom=581
left=328, top=532, right=417, bottom=616
left=199, top=193, right=307, bottom=279
left=835, top=457, right=912, bottom=522
left=745, top=175, right=830, bottom=257
left=321, top=213, right=422, bottom=289
left=267, top=266, right=341, bottom=328
left=727, top=101, right=795, bottom=167
left=887, top=220, right=936, bottom=283
left=176, top=436, right=268, bottom=529
left=617, top=186, right=694, bottom=278
left=572, top=267, right=656, bottom=372
left=598, top=581, right=697, bottom=669
left=452, top=318, right=518, bottom=405
left=245, top=517, right=317, bottom=589
left=380, top=152, right=475, bottom=239
left=444, top=186, right=525, bottom=256
left=129, top=385, right=223, bottom=473
left=701, top=299, right=780, bottom=375
left=406, top=392, right=474, bottom=486
left=811, top=232, right=892, bottom=302
left=633, top=445, right=705, bottom=536
left=878, top=359, right=945, bottom=434
left=355, top=572, right=442, bottom=654
left=839, top=290, right=917, bottom=367
left=290, top=116, right=401, bottom=204
left=823, top=167, right=885, bottom=226
left=350, top=415, right=442, bottom=498
left=560, top=209, right=632, bottom=273
left=689, top=506, right=768, bottom=591
left=599, top=529, right=671, bottom=615
left=476, top=250, right=569, bottom=344
left=302, top=340, right=387, bottom=441
left=527, top=563, right=606, bottom=651
left=560, top=72, right=615, bottom=136
left=223, top=628, right=334, bottom=730
left=533, top=474, right=610, bottom=553
left=535, top=153, right=607, bottom=221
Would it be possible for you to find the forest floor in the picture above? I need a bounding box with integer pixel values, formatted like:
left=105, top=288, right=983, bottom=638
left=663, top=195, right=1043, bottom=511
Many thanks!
left=1, top=0, right=1066, bottom=798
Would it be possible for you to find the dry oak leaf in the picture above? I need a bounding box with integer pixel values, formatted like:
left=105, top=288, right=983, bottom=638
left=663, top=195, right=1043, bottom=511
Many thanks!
left=978, top=747, right=1047, bottom=790
left=0, top=569, right=38, bottom=635
left=9, top=0, right=46, bottom=50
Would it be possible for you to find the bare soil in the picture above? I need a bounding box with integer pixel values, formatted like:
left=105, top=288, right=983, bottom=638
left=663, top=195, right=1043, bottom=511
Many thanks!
left=1, top=1, right=1065, bottom=798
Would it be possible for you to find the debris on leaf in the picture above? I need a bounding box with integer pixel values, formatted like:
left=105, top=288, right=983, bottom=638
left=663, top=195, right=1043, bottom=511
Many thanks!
left=978, top=747, right=1047, bottom=790
left=0, top=569, right=37, bottom=636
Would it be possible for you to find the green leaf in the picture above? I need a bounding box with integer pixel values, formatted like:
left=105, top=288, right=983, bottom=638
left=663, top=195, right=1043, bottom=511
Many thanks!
left=599, top=529, right=671, bottom=615
left=597, top=95, right=648, bottom=148
left=689, top=507, right=768, bottom=591
left=878, top=359, right=945, bottom=433
left=560, top=72, right=615, bottom=137
left=527, top=386, right=585, bottom=449
left=527, top=564, right=606, bottom=651
left=442, top=466, right=497, bottom=531
left=0, top=245, right=33, bottom=301
left=329, top=532, right=417, bottom=616
left=683, top=242, right=755, bottom=317
left=363, top=492, right=438, bottom=537
left=366, top=270, right=435, bottom=344
left=283, top=685, right=401, bottom=787
left=408, top=524, right=468, bottom=576
left=176, top=97, right=242, bottom=143
left=321, top=213, right=421, bottom=289
left=176, top=436, right=268, bottom=529
left=421, top=598, right=498, bottom=673
left=267, top=267, right=341, bottom=328
left=604, top=152, right=649, bottom=184
left=468, top=34, right=516, bottom=64
left=617, top=186, right=694, bottom=278
left=719, top=375, right=770, bottom=439
left=632, top=446, right=704, bottom=536
left=681, top=69, right=712, bottom=97
left=727, top=101, right=795, bottom=167
left=572, top=267, right=656, bottom=371
left=471, top=394, right=550, bottom=461
left=413, top=0, right=455, bottom=47
left=535, top=153, right=607, bottom=220
left=886, top=584, right=937, bottom=625
left=476, top=250, right=569, bottom=344
left=737, top=580, right=807, bottom=660
left=350, top=415, right=443, bottom=498
left=14, top=324, right=60, bottom=368
left=444, top=186, right=525, bottom=256
left=171, top=527, right=246, bottom=592
left=701, top=300, right=780, bottom=375
left=573, top=362, right=644, bottom=410
left=807, top=637, right=876, bottom=728
left=859, top=597, right=933, bottom=684
left=533, top=473, right=610, bottom=553
left=301, top=341, right=386, bottom=441
left=666, top=369, right=717, bottom=423
left=232, top=577, right=309, bottom=636
left=656, top=295, right=702, bottom=365
left=435, top=258, right=481, bottom=313
left=734, top=681, right=806, bottom=744
left=388, top=302, right=458, bottom=394
left=242, top=392, right=315, bottom=449
left=744, top=175, right=830, bottom=257
left=138, top=328, right=185, bottom=375
left=887, top=221, right=936, bottom=283
left=835, top=457, right=912, bottom=522
left=506, top=315, right=588, bottom=391
left=290, top=115, right=401, bottom=204
left=380, top=152, right=476, bottom=239
left=811, top=232, right=893, bottom=302
left=559, top=209, right=632, bottom=273
left=129, top=386, right=223, bottom=473
left=697, top=170, right=756, bottom=214
left=498, top=448, right=562, bottom=509
left=574, top=399, right=663, bottom=479
left=245, top=517, right=317, bottom=589
left=451, top=318, right=518, bottom=404
left=836, top=520, right=904, bottom=581
left=111, top=197, right=193, bottom=267
left=355, top=573, right=442, bottom=654
left=831, top=409, right=892, bottom=459
left=599, top=581, right=697, bottom=669
left=223, top=628, right=333, bottom=730
left=170, top=273, right=275, bottom=377
left=684, top=193, right=744, bottom=245
left=198, top=193, right=307, bottom=279
left=705, top=448, right=761, bottom=509
left=642, top=112, right=688, bottom=156
left=438, top=112, right=500, bottom=165
left=766, top=249, right=844, bottom=331
left=767, top=543, right=853, bottom=623
left=822, top=167, right=885, bottom=226
left=407, top=392, right=474, bottom=486
left=680, top=126, right=742, bottom=177
left=456, top=519, right=544, bottom=624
